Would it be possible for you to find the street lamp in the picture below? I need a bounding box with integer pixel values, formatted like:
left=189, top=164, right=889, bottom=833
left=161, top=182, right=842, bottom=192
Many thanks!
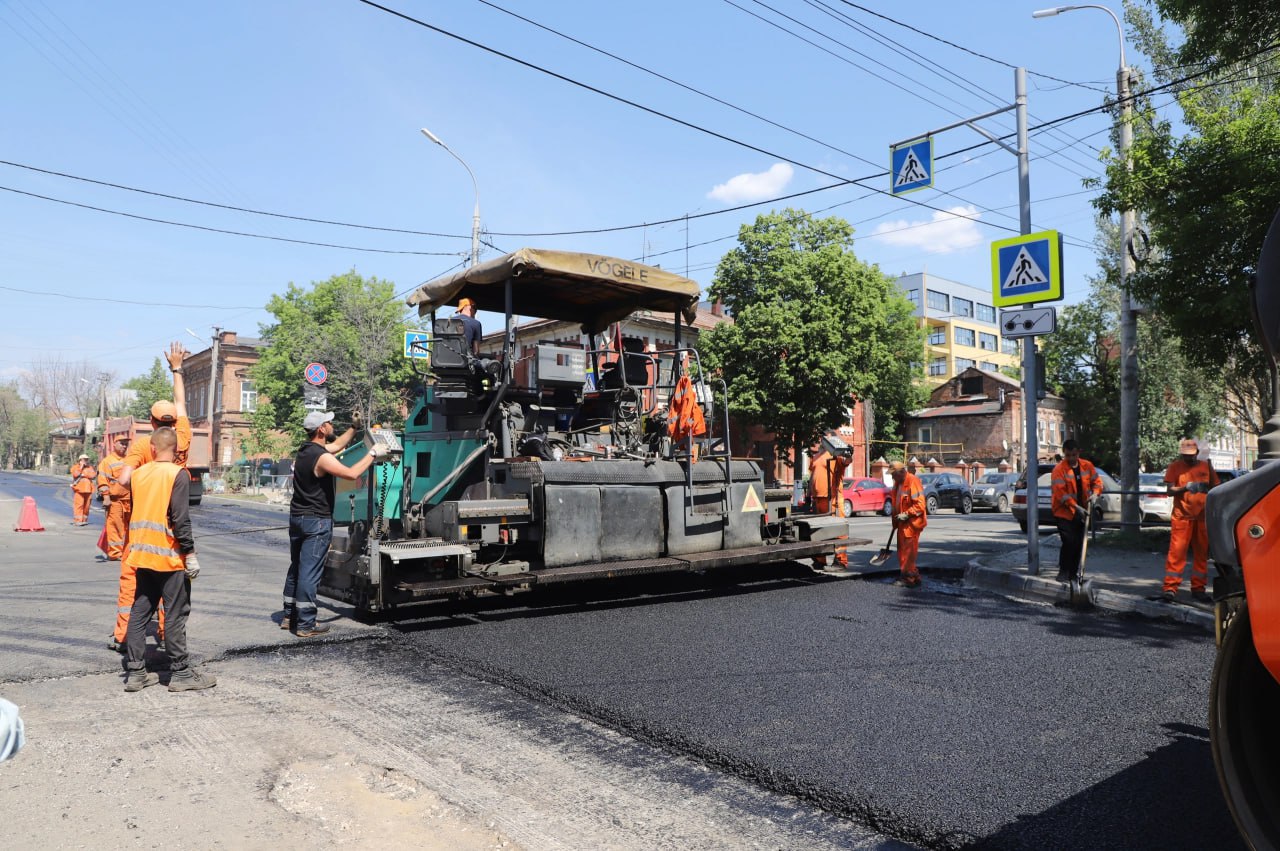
left=421, top=127, right=481, bottom=267
left=1034, top=4, right=1140, bottom=531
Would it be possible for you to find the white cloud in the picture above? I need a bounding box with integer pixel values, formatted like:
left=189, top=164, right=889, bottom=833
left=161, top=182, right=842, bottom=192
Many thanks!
left=870, top=205, right=983, bottom=254
left=706, top=163, right=794, bottom=204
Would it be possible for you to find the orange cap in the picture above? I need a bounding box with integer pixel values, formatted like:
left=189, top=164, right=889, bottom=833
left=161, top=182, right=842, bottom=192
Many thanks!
left=457, top=297, right=476, bottom=311
left=151, top=400, right=178, bottom=423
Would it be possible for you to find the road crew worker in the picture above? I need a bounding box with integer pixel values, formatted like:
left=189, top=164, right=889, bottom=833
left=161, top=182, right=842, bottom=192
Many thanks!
left=69, top=453, right=97, bottom=526
left=809, top=436, right=850, bottom=570
left=121, top=426, right=215, bottom=692
left=1161, top=437, right=1219, bottom=604
left=1050, top=439, right=1103, bottom=583
left=96, top=435, right=131, bottom=560
left=111, top=342, right=191, bottom=653
left=890, top=460, right=926, bottom=587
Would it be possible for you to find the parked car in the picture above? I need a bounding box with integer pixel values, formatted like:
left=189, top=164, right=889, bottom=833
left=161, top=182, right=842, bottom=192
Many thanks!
left=916, top=471, right=973, bottom=514
left=1011, top=465, right=1123, bottom=531
left=971, top=471, right=1019, bottom=512
left=1138, top=472, right=1172, bottom=523
left=1215, top=467, right=1250, bottom=483
left=841, top=477, right=893, bottom=517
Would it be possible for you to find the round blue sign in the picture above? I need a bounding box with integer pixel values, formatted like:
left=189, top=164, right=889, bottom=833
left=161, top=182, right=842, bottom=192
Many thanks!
left=305, top=362, right=328, bottom=386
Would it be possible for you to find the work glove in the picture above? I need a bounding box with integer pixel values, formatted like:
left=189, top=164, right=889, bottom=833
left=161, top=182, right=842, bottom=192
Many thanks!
left=1076, top=506, right=1088, bottom=522
left=184, top=554, right=201, bottom=580
left=1186, top=481, right=1207, bottom=494
left=351, top=411, right=364, bottom=432
left=896, top=512, right=910, bottom=523
left=368, top=442, right=388, bottom=460
left=101, top=494, right=112, bottom=507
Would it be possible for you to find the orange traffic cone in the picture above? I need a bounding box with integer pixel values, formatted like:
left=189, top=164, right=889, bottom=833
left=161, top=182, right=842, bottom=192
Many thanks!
left=14, top=496, right=44, bottom=532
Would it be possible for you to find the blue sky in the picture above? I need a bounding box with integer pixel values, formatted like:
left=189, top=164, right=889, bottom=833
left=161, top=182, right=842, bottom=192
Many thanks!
left=1, top=1, right=1174, bottom=384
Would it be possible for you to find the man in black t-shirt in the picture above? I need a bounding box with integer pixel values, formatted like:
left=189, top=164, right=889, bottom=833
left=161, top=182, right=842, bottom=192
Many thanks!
left=280, top=410, right=386, bottom=636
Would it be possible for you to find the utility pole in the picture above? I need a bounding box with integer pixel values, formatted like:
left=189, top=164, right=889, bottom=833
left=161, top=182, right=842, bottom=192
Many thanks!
left=207, top=328, right=221, bottom=461
left=1117, top=62, right=1140, bottom=531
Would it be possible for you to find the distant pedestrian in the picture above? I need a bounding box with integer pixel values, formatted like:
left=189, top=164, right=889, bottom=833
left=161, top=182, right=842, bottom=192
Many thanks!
left=808, top=435, right=850, bottom=570
left=280, top=410, right=382, bottom=636
left=1161, top=438, right=1219, bottom=604
left=1050, top=439, right=1103, bottom=583
left=889, top=461, right=926, bottom=587
left=69, top=453, right=97, bottom=526
left=121, top=426, right=215, bottom=692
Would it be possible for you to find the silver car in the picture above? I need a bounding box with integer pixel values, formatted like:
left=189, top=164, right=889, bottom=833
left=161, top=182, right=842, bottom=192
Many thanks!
left=1139, top=472, right=1172, bottom=523
left=1011, top=468, right=1123, bottom=532
left=971, top=472, right=1019, bottom=512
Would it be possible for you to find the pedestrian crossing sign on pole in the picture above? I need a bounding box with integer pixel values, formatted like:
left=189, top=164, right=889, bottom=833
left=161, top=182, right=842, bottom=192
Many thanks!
left=890, top=137, right=933, bottom=195
left=990, top=230, right=1063, bottom=307
left=403, top=329, right=430, bottom=359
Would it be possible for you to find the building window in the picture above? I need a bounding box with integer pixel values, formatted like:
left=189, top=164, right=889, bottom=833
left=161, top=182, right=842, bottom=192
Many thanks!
left=981, top=361, right=999, bottom=372
left=955, top=357, right=976, bottom=371
left=906, top=289, right=919, bottom=306
left=928, top=357, right=947, bottom=376
left=979, top=332, right=997, bottom=351
left=954, top=297, right=973, bottom=318
left=240, top=380, right=257, bottom=413
left=918, top=426, right=933, bottom=444
left=977, top=303, right=996, bottom=323
left=954, top=327, right=975, bottom=347
left=1001, top=337, right=1020, bottom=355
left=960, top=375, right=983, bottom=395
left=928, top=326, right=946, bottom=345
left=927, top=291, right=949, bottom=312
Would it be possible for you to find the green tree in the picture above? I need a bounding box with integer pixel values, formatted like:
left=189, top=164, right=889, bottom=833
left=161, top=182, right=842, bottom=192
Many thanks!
left=253, top=270, right=415, bottom=435
left=1042, top=218, right=1226, bottom=471
left=121, top=358, right=174, bottom=420
left=0, top=382, right=49, bottom=469
left=699, top=209, right=925, bottom=481
left=1151, top=0, right=1280, bottom=65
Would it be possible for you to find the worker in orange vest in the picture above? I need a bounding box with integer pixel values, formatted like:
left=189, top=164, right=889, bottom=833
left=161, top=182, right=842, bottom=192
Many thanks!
left=121, top=426, right=215, bottom=692
left=808, top=436, right=850, bottom=570
left=889, top=461, right=927, bottom=587
left=69, top=453, right=97, bottom=526
left=96, top=435, right=132, bottom=560
left=1162, top=437, right=1219, bottom=604
left=1050, top=439, right=1103, bottom=583
left=110, top=341, right=191, bottom=653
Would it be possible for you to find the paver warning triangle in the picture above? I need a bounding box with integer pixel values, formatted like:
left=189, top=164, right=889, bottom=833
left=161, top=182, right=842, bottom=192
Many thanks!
left=741, top=484, right=764, bottom=513
left=895, top=150, right=930, bottom=187
left=1003, top=246, right=1049, bottom=289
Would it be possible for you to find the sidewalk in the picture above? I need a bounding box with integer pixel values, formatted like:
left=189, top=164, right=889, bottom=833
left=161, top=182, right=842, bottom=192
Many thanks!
left=963, top=531, right=1215, bottom=632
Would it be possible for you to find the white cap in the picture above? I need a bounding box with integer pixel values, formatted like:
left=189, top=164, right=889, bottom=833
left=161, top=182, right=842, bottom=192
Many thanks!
left=303, top=411, right=335, bottom=432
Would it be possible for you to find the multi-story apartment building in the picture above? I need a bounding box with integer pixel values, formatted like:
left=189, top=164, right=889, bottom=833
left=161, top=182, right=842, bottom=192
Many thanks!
left=895, top=272, right=1021, bottom=385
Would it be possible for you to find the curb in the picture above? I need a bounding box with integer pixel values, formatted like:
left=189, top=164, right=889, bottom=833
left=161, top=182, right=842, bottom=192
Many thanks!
left=964, top=557, right=1214, bottom=633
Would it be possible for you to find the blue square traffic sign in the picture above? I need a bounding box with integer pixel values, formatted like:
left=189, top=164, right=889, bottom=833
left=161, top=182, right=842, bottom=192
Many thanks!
left=990, top=230, right=1063, bottom=307
left=890, top=137, right=933, bottom=195
left=404, top=330, right=430, bottom=359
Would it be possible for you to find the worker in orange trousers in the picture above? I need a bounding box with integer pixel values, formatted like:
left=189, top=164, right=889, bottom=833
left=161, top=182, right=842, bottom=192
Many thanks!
left=69, top=453, right=97, bottom=526
left=890, top=461, right=927, bottom=587
left=96, top=436, right=132, bottom=560
left=1162, top=437, right=1219, bottom=603
left=809, top=436, right=851, bottom=569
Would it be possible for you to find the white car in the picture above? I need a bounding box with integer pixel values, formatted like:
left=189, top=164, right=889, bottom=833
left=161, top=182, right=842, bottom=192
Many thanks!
left=1139, top=472, right=1172, bottom=523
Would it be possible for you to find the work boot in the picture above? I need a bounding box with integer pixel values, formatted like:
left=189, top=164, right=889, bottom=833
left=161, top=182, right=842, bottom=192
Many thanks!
left=279, top=610, right=294, bottom=630
left=108, top=636, right=124, bottom=653
left=124, top=670, right=159, bottom=692
left=1160, top=591, right=1177, bottom=604
left=1192, top=589, right=1213, bottom=604
left=294, top=623, right=330, bottom=638
left=168, top=668, right=217, bottom=692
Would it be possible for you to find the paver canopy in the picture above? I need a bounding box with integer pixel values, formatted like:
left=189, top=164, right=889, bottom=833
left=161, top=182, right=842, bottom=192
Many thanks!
left=406, top=248, right=700, bottom=333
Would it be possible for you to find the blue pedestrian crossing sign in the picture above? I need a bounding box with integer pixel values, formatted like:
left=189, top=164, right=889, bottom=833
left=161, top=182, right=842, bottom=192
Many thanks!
left=990, top=230, right=1064, bottom=307
left=890, top=137, right=933, bottom=195
left=403, top=329, right=430, bottom=359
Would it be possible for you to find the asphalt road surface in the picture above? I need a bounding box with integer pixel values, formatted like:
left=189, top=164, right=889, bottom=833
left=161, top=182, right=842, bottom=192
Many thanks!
left=1, top=471, right=1243, bottom=849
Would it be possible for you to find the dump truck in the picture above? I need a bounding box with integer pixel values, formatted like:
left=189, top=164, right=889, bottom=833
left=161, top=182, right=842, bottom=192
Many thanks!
left=318, top=248, right=859, bottom=614
left=103, top=415, right=211, bottom=505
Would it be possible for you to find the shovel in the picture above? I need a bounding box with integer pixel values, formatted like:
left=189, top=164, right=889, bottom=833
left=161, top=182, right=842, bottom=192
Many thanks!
left=1069, top=496, right=1097, bottom=607
left=868, top=524, right=896, bottom=567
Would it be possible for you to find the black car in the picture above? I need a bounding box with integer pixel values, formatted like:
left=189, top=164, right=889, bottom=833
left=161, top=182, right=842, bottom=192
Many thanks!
left=916, top=471, right=973, bottom=514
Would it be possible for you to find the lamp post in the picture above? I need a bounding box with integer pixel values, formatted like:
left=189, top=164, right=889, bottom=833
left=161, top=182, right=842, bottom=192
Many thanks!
left=421, top=127, right=481, bottom=267
left=1034, top=4, right=1140, bottom=530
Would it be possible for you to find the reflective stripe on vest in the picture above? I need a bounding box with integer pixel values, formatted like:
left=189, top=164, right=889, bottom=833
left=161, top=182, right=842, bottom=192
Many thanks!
left=122, top=461, right=184, bottom=573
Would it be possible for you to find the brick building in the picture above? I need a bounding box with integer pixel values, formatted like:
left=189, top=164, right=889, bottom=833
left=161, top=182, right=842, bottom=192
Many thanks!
left=903, top=367, right=1067, bottom=475
left=181, top=330, right=269, bottom=469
